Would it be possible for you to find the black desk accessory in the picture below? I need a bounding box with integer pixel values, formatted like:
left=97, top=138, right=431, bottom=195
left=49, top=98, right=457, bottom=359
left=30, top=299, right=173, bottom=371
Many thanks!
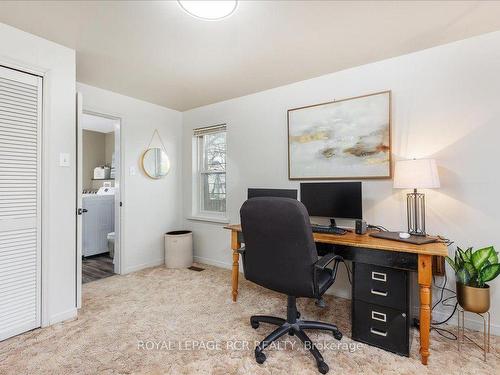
left=370, top=231, right=437, bottom=245
left=311, top=224, right=347, bottom=235
left=355, top=219, right=367, bottom=235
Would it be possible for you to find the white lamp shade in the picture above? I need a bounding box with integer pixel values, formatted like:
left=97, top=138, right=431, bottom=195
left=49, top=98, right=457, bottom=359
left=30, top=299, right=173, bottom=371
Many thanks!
left=393, top=159, right=440, bottom=189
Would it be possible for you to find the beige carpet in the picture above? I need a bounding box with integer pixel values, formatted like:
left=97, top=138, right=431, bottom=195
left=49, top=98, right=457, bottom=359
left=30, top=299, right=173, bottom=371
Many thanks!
left=0, top=264, right=498, bottom=375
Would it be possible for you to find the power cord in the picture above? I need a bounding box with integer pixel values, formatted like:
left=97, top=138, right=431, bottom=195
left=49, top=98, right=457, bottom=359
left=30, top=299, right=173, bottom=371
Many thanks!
left=336, top=232, right=460, bottom=341
left=328, top=258, right=353, bottom=285
left=342, top=259, right=352, bottom=285
left=431, top=274, right=458, bottom=327
left=414, top=236, right=458, bottom=340
left=433, top=326, right=457, bottom=340
left=437, top=235, right=454, bottom=247
left=367, top=224, right=389, bottom=232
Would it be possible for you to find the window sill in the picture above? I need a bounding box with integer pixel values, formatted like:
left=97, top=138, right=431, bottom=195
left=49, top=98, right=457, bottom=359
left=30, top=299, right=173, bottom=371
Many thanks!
left=187, top=215, right=229, bottom=224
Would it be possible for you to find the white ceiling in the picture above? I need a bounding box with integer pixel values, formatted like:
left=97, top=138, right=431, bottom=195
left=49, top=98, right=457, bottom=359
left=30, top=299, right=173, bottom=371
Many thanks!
left=1, top=1, right=500, bottom=111
left=81, top=113, right=116, bottom=133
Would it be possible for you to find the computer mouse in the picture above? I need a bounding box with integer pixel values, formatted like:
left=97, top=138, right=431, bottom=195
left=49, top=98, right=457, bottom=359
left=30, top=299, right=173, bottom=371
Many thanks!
left=399, top=232, right=411, bottom=239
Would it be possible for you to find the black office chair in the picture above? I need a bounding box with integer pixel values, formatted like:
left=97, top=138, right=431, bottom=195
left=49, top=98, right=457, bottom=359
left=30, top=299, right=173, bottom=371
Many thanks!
left=239, top=197, right=343, bottom=374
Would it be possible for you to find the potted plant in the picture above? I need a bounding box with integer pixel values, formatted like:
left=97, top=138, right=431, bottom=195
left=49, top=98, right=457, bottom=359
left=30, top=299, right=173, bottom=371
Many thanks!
left=445, top=246, right=500, bottom=313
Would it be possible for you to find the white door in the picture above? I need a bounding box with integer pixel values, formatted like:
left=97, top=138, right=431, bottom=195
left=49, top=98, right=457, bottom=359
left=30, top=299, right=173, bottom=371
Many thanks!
left=0, top=66, right=42, bottom=340
left=77, top=110, right=122, bottom=282
left=76, top=92, right=82, bottom=308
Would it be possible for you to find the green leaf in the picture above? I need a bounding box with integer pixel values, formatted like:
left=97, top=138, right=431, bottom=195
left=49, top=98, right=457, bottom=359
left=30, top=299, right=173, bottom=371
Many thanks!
left=455, top=250, right=464, bottom=269
left=486, top=247, right=498, bottom=265
left=480, top=264, right=500, bottom=283
left=445, top=256, right=458, bottom=273
left=463, top=247, right=473, bottom=262
left=456, top=268, right=471, bottom=285
left=463, top=262, right=477, bottom=279
left=471, top=247, right=493, bottom=271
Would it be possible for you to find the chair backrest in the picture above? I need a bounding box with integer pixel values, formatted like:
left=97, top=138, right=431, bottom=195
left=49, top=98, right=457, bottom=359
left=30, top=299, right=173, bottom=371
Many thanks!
left=240, top=197, right=318, bottom=297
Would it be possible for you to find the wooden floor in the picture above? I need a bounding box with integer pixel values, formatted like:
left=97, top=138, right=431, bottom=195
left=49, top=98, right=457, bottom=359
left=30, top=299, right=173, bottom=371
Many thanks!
left=82, top=253, right=115, bottom=283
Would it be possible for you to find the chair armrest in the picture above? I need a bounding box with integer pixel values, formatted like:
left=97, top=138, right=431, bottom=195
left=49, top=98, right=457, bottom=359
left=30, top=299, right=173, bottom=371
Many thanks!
left=313, top=253, right=344, bottom=297
left=237, top=247, right=246, bottom=255
left=314, top=253, right=343, bottom=270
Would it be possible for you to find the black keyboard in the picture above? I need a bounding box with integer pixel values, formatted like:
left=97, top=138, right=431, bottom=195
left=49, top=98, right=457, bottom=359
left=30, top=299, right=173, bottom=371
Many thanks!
left=311, top=225, right=347, bottom=235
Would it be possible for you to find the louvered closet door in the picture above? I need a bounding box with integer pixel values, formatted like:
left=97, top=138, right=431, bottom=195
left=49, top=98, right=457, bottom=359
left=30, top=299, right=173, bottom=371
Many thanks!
left=0, top=66, right=42, bottom=341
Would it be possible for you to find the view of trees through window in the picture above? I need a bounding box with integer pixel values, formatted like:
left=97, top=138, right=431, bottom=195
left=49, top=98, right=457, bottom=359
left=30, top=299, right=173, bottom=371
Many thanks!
left=201, top=131, right=226, bottom=213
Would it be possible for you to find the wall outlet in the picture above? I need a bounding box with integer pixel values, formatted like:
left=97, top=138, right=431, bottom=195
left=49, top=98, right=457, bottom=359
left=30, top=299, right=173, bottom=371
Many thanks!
left=59, top=153, right=70, bottom=167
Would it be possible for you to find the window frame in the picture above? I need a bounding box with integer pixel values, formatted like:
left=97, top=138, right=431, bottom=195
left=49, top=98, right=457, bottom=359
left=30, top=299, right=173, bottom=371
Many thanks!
left=192, top=125, right=227, bottom=221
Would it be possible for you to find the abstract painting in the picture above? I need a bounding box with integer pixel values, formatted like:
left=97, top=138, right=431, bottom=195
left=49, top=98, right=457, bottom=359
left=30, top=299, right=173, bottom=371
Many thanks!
left=287, top=91, right=391, bottom=179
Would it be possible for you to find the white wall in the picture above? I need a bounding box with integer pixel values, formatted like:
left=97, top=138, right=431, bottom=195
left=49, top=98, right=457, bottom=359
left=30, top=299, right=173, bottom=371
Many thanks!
left=0, top=22, right=183, bottom=329
left=182, top=31, right=500, bottom=332
left=105, top=131, right=114, bottom=165
left=76, top=83, right=183, bottom=274
left=82, top=130, right=106, bottom=190
left=0, top=23, right=77, bottom=324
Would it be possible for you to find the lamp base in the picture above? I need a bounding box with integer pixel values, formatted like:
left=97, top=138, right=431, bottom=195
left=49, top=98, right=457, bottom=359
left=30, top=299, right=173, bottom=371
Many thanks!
left=407, top=189, right=426, bottom=236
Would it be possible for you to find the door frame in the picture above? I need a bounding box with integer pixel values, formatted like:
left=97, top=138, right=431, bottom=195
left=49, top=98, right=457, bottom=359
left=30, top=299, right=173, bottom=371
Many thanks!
left=76, top=104, right=124, bottom=307
left=0, top=58, right=51, bottom=327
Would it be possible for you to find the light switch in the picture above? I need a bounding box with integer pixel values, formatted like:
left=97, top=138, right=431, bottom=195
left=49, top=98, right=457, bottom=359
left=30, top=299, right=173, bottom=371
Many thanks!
left=129, top=166, right=136, bottom=176
left=59, top=153, right=70, bottom=167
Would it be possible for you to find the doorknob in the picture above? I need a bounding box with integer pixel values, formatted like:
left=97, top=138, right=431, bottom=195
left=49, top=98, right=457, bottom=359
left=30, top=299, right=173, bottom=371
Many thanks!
left=77, top=208, right=88, bottom=215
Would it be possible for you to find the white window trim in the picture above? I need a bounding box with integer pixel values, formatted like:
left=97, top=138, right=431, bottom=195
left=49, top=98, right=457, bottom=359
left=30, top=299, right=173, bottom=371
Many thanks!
left=186, top=215, right=229, bottom=224
left=191, top=125, right=227, bottom=222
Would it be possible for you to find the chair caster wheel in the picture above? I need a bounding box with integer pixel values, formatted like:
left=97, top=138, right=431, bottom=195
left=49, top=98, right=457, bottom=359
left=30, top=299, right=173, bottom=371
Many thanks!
left=315, top=298, right=326, bottom=308
left=333, top=331, right=343, bottom=341
left=297, top=311, right=301, bottom=319
left=251, top=321, right=259, bottom=329
left=255, top=351, right=266, bottom=364
left=317, top=361, right=329, bottom=374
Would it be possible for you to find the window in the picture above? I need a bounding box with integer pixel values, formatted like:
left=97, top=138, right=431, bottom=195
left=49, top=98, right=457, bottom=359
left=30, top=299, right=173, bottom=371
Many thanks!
left=193, top=125, right=227, bottom=218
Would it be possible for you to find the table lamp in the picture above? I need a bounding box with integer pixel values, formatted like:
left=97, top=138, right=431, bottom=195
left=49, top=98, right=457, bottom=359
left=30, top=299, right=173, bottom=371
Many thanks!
left=393, top=159, right=440, bottom=236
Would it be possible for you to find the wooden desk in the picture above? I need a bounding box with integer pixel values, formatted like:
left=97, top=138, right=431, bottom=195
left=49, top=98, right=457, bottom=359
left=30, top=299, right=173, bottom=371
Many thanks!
left=224, top=224, right=448, bottom=365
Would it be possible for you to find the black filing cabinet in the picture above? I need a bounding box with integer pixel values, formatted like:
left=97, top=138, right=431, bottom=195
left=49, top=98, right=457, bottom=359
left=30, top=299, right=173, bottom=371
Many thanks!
left=351, top=262, right=414, bottom=356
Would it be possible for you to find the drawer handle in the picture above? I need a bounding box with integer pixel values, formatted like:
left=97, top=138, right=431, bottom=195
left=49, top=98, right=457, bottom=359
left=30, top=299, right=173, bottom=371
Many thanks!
left=370, top=289, right=388, bottom=297
left=371, top=271, right=387, bottom=282
left=370, top=328, right=388, bottom=337
left=371, top=311, right=387, bottom=322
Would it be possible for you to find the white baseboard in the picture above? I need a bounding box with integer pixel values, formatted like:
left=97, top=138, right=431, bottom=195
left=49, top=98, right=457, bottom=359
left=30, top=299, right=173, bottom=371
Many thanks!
left=48, top=308, right=77, bottom=326
left=123, top=258, right=165, bottom=274
left=194, top=255, right=232, bottom=270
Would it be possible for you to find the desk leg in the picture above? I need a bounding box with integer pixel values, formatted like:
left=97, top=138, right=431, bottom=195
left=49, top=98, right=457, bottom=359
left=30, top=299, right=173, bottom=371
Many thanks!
left=418, top=254, right=432, bottom=365
left=231, top=230, right=241, bottom=302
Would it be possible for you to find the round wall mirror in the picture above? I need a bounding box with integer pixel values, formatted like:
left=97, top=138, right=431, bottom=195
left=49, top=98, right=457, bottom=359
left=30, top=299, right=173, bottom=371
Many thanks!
left=142, top=148, right=170, bottom=179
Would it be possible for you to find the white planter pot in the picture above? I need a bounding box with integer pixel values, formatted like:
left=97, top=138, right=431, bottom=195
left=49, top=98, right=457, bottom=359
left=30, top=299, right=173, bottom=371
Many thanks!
left=164, top=230, right=193, bottom=268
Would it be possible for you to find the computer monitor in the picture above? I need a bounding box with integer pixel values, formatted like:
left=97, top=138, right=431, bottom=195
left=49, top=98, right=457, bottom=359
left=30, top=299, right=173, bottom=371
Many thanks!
left=300, top=182, right=362, bottom=219
left=247, top=188, right=298, bottom=200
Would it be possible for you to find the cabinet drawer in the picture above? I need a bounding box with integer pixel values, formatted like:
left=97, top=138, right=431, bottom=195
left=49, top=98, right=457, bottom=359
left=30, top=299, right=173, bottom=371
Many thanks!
left=353, top=262, right=407, bottom=310
left=352, top=300, right=409, bottom=356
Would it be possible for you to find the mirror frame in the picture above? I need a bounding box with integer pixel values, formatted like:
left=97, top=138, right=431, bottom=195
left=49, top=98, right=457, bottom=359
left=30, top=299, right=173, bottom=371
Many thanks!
left=141, top=147, right=170, bottom=179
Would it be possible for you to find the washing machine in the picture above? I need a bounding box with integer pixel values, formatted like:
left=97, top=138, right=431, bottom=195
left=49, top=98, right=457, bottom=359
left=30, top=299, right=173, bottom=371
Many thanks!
left=82, top=188, right=115, bottom=257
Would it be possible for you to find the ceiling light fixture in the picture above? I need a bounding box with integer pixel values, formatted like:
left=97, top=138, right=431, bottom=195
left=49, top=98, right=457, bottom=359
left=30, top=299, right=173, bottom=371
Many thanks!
left=177, top=1, right=238, bottom=21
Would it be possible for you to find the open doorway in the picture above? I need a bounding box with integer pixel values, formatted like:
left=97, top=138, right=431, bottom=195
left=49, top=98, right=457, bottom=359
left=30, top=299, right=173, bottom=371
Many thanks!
left=77, top=111, right=121, bottom=284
